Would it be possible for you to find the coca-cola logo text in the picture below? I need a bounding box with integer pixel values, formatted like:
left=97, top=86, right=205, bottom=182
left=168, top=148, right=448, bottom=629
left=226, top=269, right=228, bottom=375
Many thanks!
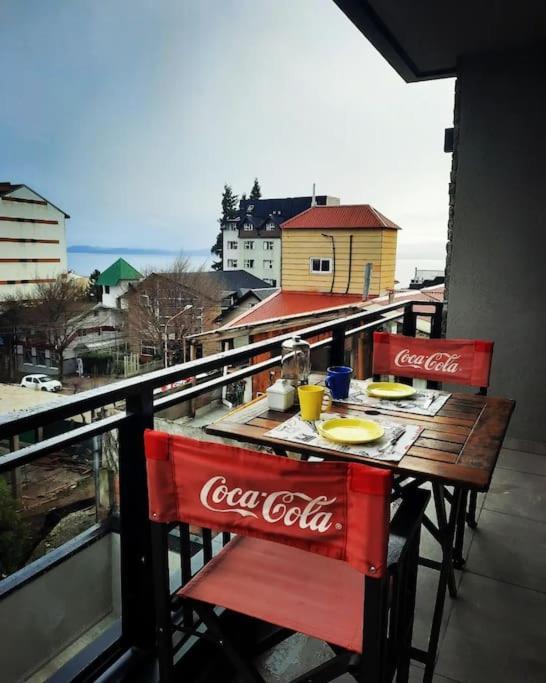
left=199, top=475, right=338, bottom=533
left=394, top=349, right=462, bottom=375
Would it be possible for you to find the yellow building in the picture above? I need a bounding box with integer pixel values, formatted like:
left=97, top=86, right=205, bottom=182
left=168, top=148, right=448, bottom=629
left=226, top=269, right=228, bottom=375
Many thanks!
left=281, top=205, right=399, bottom=297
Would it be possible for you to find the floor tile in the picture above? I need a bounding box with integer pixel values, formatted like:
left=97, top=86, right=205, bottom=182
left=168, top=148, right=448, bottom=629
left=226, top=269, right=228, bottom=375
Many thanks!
left=465, top=509, right=546, bottom=593
left=497, top=448, right=546, bottom=476
left=484, top=467, right=546, bottom=522
left=436, top=573, right=546, bottom=682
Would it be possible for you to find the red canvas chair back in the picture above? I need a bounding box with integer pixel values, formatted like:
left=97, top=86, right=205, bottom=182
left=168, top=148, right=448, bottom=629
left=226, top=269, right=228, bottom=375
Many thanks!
left=145, top=430, right=392, bottom=577
left=372, top=331, right=494, bottom=388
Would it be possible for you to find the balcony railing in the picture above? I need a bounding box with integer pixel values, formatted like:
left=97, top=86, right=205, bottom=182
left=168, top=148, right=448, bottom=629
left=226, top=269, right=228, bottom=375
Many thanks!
left=0, top=299, right=442, bottom=682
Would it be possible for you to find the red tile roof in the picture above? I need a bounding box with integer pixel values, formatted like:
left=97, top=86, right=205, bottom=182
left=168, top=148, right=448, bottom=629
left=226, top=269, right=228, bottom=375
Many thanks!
left=223, top=290, right=365, bottom=329
left=223, top=284, right=444, bottom=330
left=281, top=205, right=400, bottom=230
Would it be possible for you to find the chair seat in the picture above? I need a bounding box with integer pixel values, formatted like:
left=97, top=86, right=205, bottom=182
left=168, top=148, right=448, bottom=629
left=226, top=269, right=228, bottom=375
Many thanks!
left=179, top=535, right=365, bottom=653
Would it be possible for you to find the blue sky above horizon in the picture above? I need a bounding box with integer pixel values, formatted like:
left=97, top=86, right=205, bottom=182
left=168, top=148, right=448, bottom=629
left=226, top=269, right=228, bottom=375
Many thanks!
left=1, top=0, right=454, bottom=267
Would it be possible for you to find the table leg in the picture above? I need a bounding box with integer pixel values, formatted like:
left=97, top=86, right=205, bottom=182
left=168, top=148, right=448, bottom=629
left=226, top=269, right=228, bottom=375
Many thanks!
left=422, top=486, right=463, bottom=683
left=453, top=489, right=468, bottom=569
left=432, top=483, right=457, bottom=599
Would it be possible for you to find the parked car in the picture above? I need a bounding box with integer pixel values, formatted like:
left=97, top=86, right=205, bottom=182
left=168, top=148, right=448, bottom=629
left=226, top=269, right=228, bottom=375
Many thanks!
left=20, top=374, right=63, bottom=392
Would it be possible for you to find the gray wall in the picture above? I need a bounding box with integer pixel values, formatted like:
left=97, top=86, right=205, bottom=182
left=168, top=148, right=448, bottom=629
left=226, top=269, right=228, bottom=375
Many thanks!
left=0, top=535, right=113, bottom=682
left=447, top=48, right=546, bottom=442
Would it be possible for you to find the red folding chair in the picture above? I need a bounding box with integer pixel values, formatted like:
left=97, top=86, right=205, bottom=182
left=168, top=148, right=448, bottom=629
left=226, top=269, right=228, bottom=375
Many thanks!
left=372, top=331, right=494, bottom=558
left=145, top=431, right=429, bottom=683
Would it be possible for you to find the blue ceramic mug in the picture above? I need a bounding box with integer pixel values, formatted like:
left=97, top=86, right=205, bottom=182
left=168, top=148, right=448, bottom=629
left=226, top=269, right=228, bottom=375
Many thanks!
left=325, top=365, right=353, bottom=400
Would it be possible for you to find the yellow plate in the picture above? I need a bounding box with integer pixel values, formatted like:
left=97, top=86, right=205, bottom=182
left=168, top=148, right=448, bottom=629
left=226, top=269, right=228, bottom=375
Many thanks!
left=317, top=418, right=384, bottom=444
left=367, top=382, right=416, bottom=400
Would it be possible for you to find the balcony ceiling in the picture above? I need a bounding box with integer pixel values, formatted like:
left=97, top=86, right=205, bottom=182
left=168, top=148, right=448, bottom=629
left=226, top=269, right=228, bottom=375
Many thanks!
left=334, top=1, right=546, bottom=81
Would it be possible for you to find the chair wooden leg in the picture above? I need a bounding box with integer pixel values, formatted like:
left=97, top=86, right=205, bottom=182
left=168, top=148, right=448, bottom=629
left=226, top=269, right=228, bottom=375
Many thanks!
left=396, top=528, right=420, bottom=683
left=359, top=575, right=388, bottom=682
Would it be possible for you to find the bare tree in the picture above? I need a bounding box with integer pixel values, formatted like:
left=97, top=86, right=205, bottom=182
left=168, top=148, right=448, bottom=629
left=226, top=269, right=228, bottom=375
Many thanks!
left=27, top=276, right=88, bottom=381
left=125, top=258, right=222, bottom=364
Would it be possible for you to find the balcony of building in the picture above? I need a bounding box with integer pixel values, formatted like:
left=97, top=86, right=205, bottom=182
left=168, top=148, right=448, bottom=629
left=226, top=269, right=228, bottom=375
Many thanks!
left=0, top=297, right=544, bottom=683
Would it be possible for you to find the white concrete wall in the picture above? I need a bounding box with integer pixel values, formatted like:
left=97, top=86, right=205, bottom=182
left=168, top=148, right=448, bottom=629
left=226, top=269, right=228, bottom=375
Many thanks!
left=102, top=282, right=128, bottom=308
left=0, top=186, right=68, bottom=299
left=222, top=225, right=280, bottom=286
left=223, top=225, right=240, bottom=271
left=447, top=49, right=546, bottom=443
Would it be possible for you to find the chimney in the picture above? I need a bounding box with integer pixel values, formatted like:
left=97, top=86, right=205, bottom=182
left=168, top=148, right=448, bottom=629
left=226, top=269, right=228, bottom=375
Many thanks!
left=311, top=183, right=317, bottom=207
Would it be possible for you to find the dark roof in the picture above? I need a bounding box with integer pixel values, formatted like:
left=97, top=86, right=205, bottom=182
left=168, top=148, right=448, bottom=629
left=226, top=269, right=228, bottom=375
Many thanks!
left=0, top=182, right=23, bottom=196
left=223, top=195, right=340, bottom=229
left=96, top=258, right=143, bottom=286
left=0, top=182, right=70, bottom=217
left=250, top=287, right=280, bottom=301
left=204, top=270, right=273, bottom=293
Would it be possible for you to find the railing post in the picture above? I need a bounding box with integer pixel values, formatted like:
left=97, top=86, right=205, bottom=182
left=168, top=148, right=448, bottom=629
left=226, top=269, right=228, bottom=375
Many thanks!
left=431, top=303, right=443, bottom=339
left=361, top=330, right=374, bottom=380
left=402, top=303, right=416, bottom=337
left=118, top=389, right=156, bottom=652
left=330, top=326, right=346, bottom=367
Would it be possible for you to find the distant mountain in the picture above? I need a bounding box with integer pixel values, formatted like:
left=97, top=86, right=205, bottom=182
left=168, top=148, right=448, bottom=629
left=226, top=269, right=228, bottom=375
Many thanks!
left=68, top=245, right=210, bottom=257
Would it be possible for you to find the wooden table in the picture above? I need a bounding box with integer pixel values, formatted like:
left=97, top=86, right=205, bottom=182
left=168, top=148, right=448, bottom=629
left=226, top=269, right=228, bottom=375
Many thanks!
left=206, top=392, right=514, bottom=491
left=206, top=390, right=514, bottom=682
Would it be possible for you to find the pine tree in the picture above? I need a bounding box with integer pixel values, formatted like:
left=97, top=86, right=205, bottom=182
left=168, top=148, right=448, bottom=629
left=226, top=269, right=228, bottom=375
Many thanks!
left=87, top=269, right=102, bottom=301
left=211, top=184, right=239, bottom=270
left=250, top=177, right=262, bottom=200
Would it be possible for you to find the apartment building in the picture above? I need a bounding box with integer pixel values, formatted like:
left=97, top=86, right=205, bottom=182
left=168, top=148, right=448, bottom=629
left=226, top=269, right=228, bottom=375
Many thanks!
left=0, top=183, right=69, bottom=298
left=222, top=195, right=339, bottom=286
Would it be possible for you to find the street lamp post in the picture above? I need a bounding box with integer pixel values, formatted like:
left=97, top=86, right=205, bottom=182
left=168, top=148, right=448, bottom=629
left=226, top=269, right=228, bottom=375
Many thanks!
left=163, top=304, right=193, bottom=368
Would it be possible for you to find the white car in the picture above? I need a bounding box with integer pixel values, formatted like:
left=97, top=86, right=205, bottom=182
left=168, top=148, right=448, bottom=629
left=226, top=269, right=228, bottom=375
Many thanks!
left=20, top=374, right=63, bottom=392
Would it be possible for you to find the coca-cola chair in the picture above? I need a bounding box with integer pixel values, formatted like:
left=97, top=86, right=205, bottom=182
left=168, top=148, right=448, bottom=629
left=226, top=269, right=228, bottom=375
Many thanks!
left=372, top=331, right=494, bottom=566
left=145, top=430, right=429, bottom=683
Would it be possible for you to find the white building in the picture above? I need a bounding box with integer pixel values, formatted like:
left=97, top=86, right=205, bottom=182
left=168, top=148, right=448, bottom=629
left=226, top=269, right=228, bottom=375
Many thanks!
left=96, top=258, right=142, bottom=308
left=222, top=219, right=282, bottom=286
left=222, top=195, right=340, bottom=287
left=0, top=183, right=69, bottom=299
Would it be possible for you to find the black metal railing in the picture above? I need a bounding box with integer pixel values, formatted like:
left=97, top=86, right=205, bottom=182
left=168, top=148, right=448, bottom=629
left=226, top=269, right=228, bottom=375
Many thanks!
left=0, top=299, right=442, bottom=681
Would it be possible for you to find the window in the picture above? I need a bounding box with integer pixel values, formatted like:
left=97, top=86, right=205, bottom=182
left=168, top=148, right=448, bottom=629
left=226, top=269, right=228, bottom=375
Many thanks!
left=309, top=257, right=332, bottom=274
left=243, top=223, right=253, bottom=231
left=263, top=241, right=274, bottom=250
left=243, top=259, right=254, bottom=268
left=104, top=285, right=110, bottom=294
left=36, top=349, right=46, bottom=365
left=24, top=348, right=32, bottom=363
left=265, top=222, right=276, bottom=231
left=227, top=241, right=238, bottom=249
left=263, top=259, right=273, bottom=269
left=263, top=278, right=276, bottom=286
left=244, top=241, right=254, bottom=250
left=227, top=259, right=237, bottom=268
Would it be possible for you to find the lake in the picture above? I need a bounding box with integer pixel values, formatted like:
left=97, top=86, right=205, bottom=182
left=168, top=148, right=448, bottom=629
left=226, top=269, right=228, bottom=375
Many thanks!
left=68, top=253, right=445, bottom=290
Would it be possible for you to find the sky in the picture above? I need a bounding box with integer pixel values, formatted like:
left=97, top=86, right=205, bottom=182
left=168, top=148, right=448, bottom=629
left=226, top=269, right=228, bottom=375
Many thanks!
left=0, top=0, right=455, bottom=275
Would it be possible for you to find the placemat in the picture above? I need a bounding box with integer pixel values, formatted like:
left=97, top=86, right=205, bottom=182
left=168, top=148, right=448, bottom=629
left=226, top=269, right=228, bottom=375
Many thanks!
left=265, top=411, right=422, bottom=462
left=334, top=378, right=451, bottom=416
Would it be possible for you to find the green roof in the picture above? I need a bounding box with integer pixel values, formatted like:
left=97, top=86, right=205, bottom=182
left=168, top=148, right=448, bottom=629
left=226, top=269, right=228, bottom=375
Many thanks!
left=96, top=258, right=142, bottom=287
